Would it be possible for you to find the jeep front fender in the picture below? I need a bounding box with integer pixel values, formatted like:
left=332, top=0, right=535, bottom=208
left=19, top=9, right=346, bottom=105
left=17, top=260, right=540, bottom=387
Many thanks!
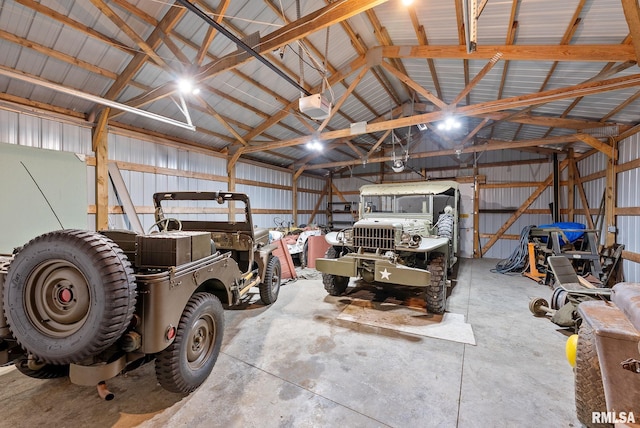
left=324, top=231, right=350, bottom=246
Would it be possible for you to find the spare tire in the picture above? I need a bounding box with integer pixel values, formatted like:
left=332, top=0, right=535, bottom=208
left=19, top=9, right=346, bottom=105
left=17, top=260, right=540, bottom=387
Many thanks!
left=4, top=230, right=137, bottom=365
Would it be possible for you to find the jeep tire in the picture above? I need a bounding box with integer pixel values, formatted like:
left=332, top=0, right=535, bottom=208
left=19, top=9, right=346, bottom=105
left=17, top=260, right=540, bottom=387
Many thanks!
left=259, top=256, right=281, bottom=305
left=4, top=230, right=137, bottom=365
left=155, top=292, right=224, bottom=393
left=322, top=247, right=349, bottom=296
left=575, top=322, right=611, bottom=427
left=426, top=254, right=446, bottom=314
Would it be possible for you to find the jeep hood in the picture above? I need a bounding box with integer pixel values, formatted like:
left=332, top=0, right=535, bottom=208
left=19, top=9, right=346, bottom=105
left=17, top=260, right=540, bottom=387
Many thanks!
left=354, top=217, right=431, bottom=235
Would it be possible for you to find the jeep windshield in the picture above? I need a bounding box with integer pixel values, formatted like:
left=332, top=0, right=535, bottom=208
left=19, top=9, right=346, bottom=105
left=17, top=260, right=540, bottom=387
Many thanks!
left=361, top=194, right=434, bottom=217
left=153, top=191, right=254, bottom=232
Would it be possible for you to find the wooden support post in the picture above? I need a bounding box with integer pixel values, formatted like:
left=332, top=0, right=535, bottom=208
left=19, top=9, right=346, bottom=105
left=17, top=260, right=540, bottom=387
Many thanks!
left=605, top=138, right=618, bottom=246
left=552, top=153, right=560, bottom=223
left=92, top=108, right=110, bottom=231
left=567, top=148, right=575, bottom=222
left=572, top=156, right=595, bottom=229
left=292, top=172, right=298, bottom=227
left=227, top=153, right=236, bottom=223
left=327, top=173, right=334, bottom=227
left=473, top=174, right=481, bottom=258
left=308, top=181, right=329, bottom=225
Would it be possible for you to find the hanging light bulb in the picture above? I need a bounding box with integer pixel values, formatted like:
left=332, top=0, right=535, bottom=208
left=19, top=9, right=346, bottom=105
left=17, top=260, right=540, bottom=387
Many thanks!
left=392, top=159, right=405, bottom=173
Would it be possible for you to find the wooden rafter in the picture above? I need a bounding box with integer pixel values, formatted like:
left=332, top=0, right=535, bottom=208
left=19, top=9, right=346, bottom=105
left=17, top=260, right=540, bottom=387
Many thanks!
left=318, top=66, right=369, bottom=132
left=539, top=35, right=635, bottom=138
left=297, top=135, right=577, bottom=173
left=450, top=52, right=503, bottom=107
left=242, top=72, right=640, bottom=154
left=263, top=0, right=379, bottom=119
left=195, top=96, right=247, bottom=146
left=621, top=0, right=640, bottom=63
left=90, top=0, right=169, bottom=69
left=454, top=0, right=470, bottom=105
left=0, top=30, right=144, bottom=91
left=513, top=0, right=586, bottom=140
left=14, top=0, right=132, bottom=53
left=475, top=111, right=629, bottom=131
left=364, top=8, right=410, bottom=102
left=194, top=0, right=231, bottom=66
left=379, top=62, right=446, bottom=109
left=378, top=44, right=636, bottom=62
left=491, top=1, right=519, bottom=141
left=102, top=5, right=186, bottom=109
left=575, top=134, right=617, bottom=158
left=408, top=5, right=443, bottom=99
left=600, top=89, right=640, bottom=122
left=117, top=0, right=390, bottom=111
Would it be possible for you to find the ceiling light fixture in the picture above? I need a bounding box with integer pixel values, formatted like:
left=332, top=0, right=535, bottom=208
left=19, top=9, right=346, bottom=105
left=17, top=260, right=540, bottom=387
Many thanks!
left=177, top=78, right=200, bottom=95
left=402, top=0, right=414, bottom=6
left=390, top=131, right=409, bottom=173
left=437, top=117, right=461, bottom=131
left=392, top=159, right=405, bottom=173
left=306, top=140, right=323, bottom=152
left=0, top=67, right=196, bottom=131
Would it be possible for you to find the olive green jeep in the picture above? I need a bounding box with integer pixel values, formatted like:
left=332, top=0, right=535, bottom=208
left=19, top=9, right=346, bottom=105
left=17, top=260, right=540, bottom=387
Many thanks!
left=0, top=191, right=281, bottom=396
left=315, top=181, right=460, bottom=314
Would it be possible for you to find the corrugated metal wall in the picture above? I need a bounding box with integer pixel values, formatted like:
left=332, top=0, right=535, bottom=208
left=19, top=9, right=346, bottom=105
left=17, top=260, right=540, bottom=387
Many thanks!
left=616, top=133, right=640, bottom=282
left=478, top=162, right=556, bottom=259
left=1, top=105, right=638, bottom=280
left=1, top=106, right=327, bottom=234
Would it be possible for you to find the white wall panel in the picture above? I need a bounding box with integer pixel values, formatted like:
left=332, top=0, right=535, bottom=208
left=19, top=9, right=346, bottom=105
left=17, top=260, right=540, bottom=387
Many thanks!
left=618, top=216, right=640, bottom=282
left=40, top=118, right=62, bottom=150
left=616, top=133, right=640, bottom=281
left=18, top=114, right=41, bottom=147
left=0, top=109, right=18, bottom=144
left=62, top=123, right=90, bottom=154
left=619, top=133, right=640, bottom=163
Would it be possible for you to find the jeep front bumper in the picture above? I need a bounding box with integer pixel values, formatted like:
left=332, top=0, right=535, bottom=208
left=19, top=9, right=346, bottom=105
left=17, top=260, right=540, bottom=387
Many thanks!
left=315, top=253, right=431, bottom=287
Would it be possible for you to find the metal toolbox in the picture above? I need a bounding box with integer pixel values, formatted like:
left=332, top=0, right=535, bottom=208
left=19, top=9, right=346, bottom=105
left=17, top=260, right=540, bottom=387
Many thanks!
left=135, top=231, right=211, bottom=268
left=100, top=229, right=138, bottom=263
left=171, top=231, right=212, bottom=261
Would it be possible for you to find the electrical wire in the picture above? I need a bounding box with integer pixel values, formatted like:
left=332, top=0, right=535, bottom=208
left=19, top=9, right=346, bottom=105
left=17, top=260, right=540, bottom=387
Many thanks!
left=492, top=225, right=537, bottom=274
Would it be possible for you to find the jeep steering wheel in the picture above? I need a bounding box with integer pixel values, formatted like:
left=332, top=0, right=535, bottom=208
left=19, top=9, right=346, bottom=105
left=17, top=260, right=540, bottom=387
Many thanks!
left=148, top=217, right=183, bottom=233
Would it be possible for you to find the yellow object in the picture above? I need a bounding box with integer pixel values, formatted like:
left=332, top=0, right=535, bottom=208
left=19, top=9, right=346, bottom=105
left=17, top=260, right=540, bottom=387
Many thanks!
left=566, top=334, right=578, bottom=367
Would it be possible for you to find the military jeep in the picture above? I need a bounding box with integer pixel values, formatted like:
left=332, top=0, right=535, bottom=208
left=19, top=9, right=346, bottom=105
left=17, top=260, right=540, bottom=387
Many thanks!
left=315, top=181, right=459, bottom=314
left=571, top=282, right=640, bottom=426
left=0, top=191, right=281, bottom=396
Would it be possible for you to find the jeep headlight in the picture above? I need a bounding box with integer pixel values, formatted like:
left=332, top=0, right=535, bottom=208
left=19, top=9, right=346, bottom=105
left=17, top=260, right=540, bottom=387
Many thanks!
left=401, top=232, right=411, bottom=244
left=336, top=229, right=353, bottom=244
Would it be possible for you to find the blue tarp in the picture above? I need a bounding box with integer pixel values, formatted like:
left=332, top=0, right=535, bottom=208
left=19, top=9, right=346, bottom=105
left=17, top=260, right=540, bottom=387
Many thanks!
left=537, top=222, right=586, bottom=245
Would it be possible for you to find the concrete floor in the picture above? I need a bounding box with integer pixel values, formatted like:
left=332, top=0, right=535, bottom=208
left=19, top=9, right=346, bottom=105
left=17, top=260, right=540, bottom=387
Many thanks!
left=0, top=258, right=580, bottom=427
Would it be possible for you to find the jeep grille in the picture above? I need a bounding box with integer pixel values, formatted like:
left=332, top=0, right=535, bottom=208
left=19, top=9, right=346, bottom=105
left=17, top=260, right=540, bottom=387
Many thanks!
left=353, top=226, right=395, bottom=251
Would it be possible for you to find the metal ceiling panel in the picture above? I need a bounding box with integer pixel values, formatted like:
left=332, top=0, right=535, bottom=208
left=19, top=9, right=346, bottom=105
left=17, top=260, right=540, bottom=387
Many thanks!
left=575, top=0, right=629, bottom=43
left=513, top=0, right=581, bottom=44
left=0, top=1, right=35, bottom=37
left=0, top=0, right=637, bottom=174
